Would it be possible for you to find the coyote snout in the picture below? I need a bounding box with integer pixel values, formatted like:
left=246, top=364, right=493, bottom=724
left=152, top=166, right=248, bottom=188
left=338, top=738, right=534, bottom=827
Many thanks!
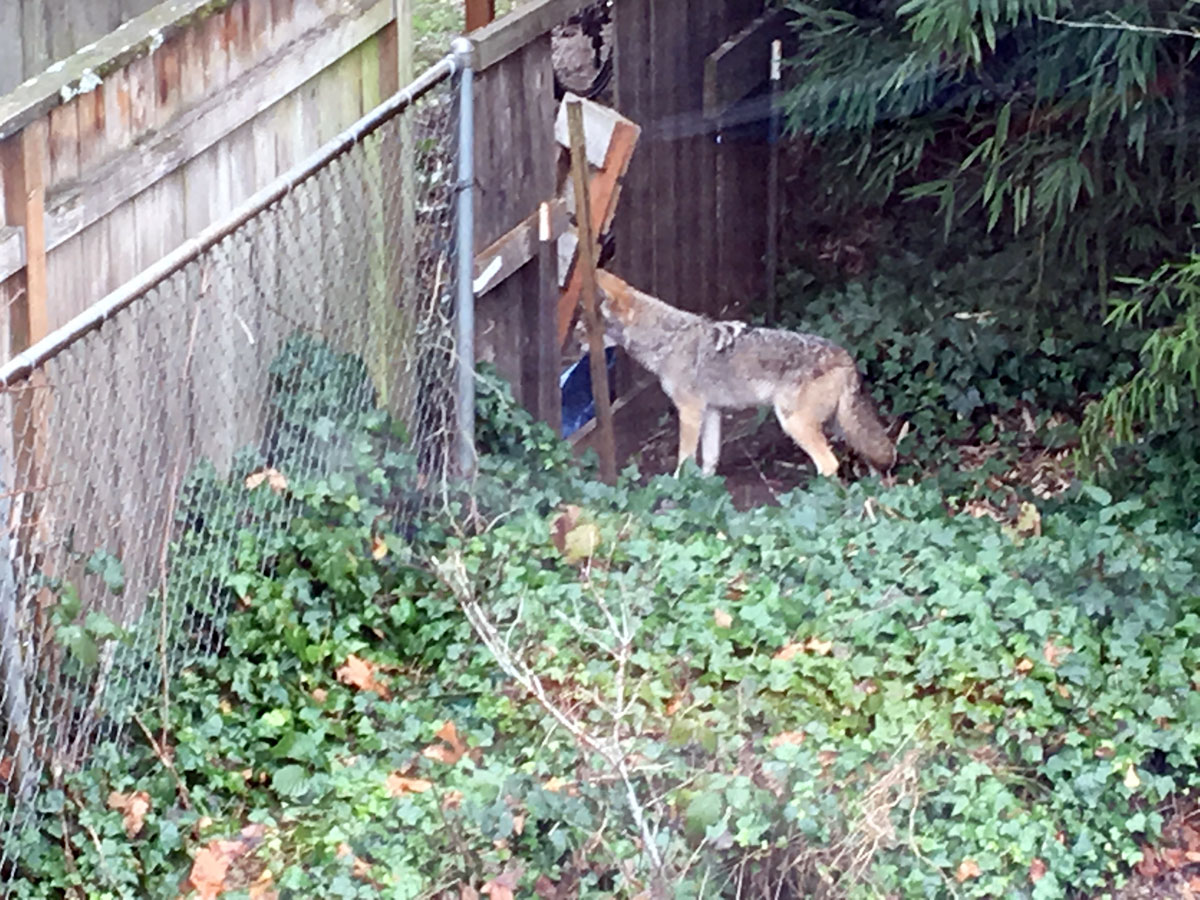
left=590, top=269, right=896, bottom=477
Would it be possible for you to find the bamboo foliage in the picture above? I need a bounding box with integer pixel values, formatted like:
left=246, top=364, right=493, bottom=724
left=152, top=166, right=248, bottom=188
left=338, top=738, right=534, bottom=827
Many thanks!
left=783, top=0, right=1200, bottom=271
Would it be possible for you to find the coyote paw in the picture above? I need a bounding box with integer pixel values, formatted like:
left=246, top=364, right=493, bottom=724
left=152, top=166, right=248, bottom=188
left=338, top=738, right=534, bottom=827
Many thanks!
left=712, top=321, right=747, bottom=352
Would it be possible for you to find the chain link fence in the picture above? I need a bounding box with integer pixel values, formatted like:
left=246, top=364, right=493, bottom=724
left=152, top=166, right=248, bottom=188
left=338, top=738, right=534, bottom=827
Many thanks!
left=0, top=54, right=467, bottom=883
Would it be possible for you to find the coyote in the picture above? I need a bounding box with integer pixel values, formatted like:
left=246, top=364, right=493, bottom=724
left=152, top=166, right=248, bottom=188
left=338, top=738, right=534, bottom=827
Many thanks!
left=588, top=269, right=896, bottom=477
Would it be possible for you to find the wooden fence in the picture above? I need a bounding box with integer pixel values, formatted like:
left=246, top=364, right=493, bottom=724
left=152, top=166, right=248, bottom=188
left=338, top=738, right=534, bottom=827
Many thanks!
left=467, top=0, right=776, bottom=454
left=0, top=0, right=159, bottom=96
left=0, top=0, right=408, bottom=366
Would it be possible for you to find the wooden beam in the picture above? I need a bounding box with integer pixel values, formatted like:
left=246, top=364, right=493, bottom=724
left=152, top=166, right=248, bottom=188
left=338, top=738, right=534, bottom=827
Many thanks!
left=470, top=0, right=591, bottom=71
left=465, top=0, right=496, bottom=32
left=0, top=0, right=394, bottom=285
left=567, top=100, right=616, bottom=484
left=0, top=0, right=241, bottom=141
left=555, top=120, right=639, bottom=347
left=703, top=9, right=788, bottom=120
left=472, top=197, right=567, bottom=296
left=569, top=377, right=665, bottom=463
left=554, top=92, right=626, bottom=168
left=1, top=123, right=48, bottom=353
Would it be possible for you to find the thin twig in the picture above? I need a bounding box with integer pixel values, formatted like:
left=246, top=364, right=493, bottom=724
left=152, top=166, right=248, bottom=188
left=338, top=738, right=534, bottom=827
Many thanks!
left=57, top=806, right=87, bottom=900
left=133, top=713, right=191, bottom=810
left=436, top=550, right=666, bottom=874
left=1040, top=13, right=1200, bottom=40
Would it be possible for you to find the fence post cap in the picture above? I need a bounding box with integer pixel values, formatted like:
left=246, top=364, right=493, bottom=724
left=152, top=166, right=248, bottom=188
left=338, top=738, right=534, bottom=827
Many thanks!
left=450, top=37, right=474, bottom=71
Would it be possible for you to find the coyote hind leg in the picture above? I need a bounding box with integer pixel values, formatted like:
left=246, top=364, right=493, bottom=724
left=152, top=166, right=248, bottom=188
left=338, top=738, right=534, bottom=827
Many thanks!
left=675, top=397, right=704, bottom=473
left=774, top=373, right=843, bottom=477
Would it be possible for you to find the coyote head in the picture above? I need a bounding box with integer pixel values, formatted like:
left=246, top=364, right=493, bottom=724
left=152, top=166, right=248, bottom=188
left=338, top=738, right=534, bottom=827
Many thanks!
left=572, top=268, right=633, bottom=353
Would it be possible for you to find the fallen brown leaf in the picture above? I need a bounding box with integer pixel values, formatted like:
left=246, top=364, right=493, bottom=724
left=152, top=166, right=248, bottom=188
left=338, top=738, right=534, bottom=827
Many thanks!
left=107, top=790, right=151, bottom=838
left=1136, top=846, right=1160, bottom=878
left=773, top=642, right=803, bottom=661
left=1043, top=638, right=1071, bottom=667
left=335, top=654, right=390, bottom=699
left=186, top=825, right=266, bottom=900
left=804, top=636, right=833, bottom=656
left=386, top=773, right=433, bottom=796
left=768, top=730, right=806, bottom=749
left=713, top=608, right=733, bottom=628
left=1029, top=857, right=1047, bottom=884
left=422, top=720, right=468, bottom=765
left=1124, top=763, right=1141, bottom=790
left=248, top=869, right=278, bottom=900
left=481, top=867, right=522, bottom=900
left=188, top=845, right=230, bottom=900
left=955, top=858, right=981, bottom=882
left=244, top=468, right=288, bottom=493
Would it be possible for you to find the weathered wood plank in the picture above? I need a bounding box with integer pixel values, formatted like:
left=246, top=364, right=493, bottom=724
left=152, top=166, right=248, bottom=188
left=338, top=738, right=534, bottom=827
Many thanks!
left=76, top=84, right=114, bottom=299
left=470, top=0, right=590, bottom=72
left=610, top=0, right=653, bottom=294
left=0, top=0, right=239, bottom=141
left=0, top=0, right=394, bottom=284
left=18, top=121, right=49, bottom=349
left=466, top=0, right=496, bottom=32
left=0, top=3, right=24, bottom=99
left=555, top=120, right=640, bottom=346
left=553, top=91, right=627, bottom=168
left=703, top=8, right=786, bottom=120
left=568, top=376, right=665, bottom=462
left=473, top=198, right=567, bottom=297
left=46, top=94, right=84, bottom=326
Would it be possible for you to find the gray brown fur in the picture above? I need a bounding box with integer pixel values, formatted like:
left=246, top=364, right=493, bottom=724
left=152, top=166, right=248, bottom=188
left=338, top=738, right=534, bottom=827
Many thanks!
left=592, top=269, right=896, bottom=477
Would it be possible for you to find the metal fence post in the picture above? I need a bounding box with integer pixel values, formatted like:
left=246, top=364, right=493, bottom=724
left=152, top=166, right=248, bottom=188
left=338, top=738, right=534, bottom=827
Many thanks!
left=451, top=37, right=477, bottom=480
left=452, top=36, right=477, bottom=477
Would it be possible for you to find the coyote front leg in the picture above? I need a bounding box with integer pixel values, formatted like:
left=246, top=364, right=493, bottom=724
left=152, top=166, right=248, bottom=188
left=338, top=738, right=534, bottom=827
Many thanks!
left=700, top=408, right=721, bottom=475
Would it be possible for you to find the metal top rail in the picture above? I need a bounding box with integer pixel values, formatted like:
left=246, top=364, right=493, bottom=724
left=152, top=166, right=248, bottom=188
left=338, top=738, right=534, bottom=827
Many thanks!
left=0, top=48, right=466, bottom=388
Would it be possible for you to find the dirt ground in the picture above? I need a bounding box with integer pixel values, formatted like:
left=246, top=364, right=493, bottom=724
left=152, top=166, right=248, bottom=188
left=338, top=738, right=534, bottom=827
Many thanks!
left=621, top=405, right=835, bottom=507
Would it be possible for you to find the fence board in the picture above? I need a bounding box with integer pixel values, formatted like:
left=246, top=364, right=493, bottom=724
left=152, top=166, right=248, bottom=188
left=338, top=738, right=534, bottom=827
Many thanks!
left=473, top=36, right=556, bottom=408
left=0, top=0, right=160, bottom=95
left=611, top=0, right=652, bottom=295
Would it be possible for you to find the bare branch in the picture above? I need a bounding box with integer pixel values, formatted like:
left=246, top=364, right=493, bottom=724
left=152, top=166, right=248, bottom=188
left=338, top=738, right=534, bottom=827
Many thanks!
left=433, top=549, right=667, bottom=875
left=1039, top=13, right=1200, bottom=40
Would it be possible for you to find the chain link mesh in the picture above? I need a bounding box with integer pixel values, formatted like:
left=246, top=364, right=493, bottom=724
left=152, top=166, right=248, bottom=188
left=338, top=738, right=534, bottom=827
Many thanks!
left=0, top=62, right=462, bottom=879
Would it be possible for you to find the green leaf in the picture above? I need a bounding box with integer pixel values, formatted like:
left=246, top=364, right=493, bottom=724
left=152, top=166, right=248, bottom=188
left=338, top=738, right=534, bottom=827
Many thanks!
left=272, top=764, right=310, bottom=798
left=86, top=550, right=125, bottom=595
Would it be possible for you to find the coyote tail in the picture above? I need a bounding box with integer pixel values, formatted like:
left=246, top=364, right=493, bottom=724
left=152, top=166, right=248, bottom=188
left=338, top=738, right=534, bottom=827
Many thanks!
left=836, top=376, right=897, bottom=472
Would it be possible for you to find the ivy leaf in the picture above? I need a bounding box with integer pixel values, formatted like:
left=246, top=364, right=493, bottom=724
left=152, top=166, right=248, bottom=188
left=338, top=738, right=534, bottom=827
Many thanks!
left=272, top=764, right=310, bottom=798
left=685, top=791, right=723, bottom=836
left=60, top=626, right=98, bottom=667
left=85, top=550, right=125, bottom=595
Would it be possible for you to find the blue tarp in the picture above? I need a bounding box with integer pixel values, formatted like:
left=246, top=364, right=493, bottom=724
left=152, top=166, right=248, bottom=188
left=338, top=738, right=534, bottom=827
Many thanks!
left=560, top=348, right=618, bottom=438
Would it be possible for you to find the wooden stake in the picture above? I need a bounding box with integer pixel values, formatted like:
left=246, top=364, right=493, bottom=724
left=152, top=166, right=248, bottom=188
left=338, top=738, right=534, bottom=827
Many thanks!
left=534, top=201, right=562, bottom=433
left=764, top=38, right=782, bottom=324
left=465, top=0, right=496, bottom=32
left=566, top=100, right=617, bottom=484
